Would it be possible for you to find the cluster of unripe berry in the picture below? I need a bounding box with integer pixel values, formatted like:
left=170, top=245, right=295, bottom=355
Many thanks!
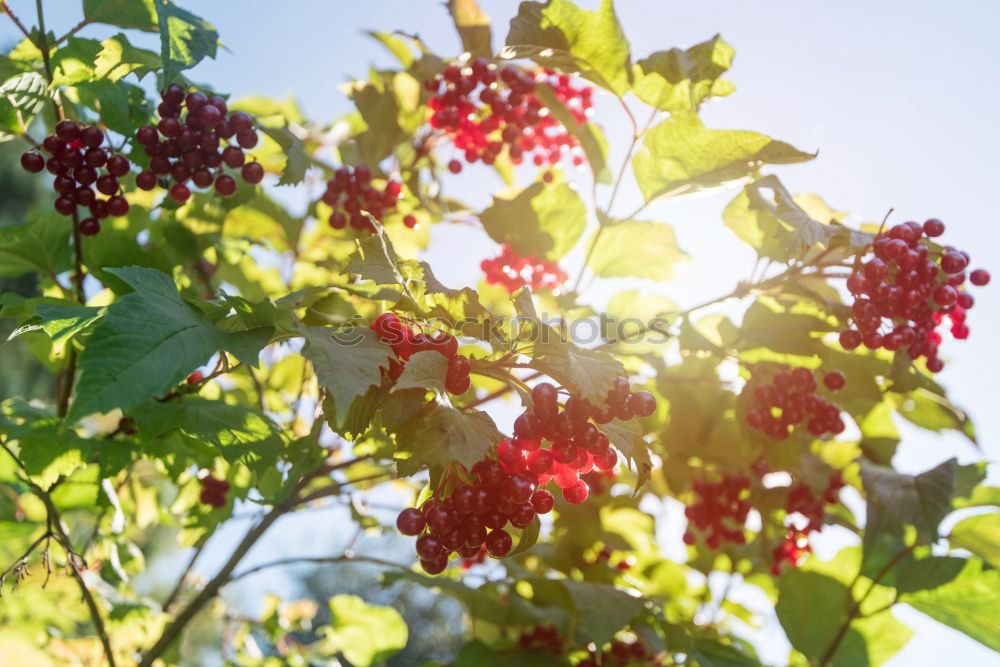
left=839, top=219, right=990, bottom=372
left=199, top=475, right=230, bottom=508
left=426, top=58, right=592, bottom=169
left=744, top=366, right=847, bottom=440
left=21, top=120, right=132, bottom=236
left=394, top=457, right=555, bottom=574
left=319, top=164, right=406, bottom=232
left=771, top=471, right=844, bottom=573
left=508, top=378, right=656, bottom=505
left=683, top=473, right=752, bottom=549
left=369, top=313, right=471, bottom=395
left=481, top=244, right=568, bottom=292
left=133, top=84, right=264, bottom=204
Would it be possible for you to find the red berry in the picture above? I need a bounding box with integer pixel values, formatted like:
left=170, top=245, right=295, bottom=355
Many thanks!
left=78, top=217, right=100, bottom=236
left=923, top=218, right=945, bottom=237
left=448, top=159, right=462, bottom=174
left=136, top=171, right=157, bottom=190
left=55, top=120, right=80, bottom=141
left=485, top=529, right=512, bottom=557
left=823, top=370, right=846, bottom=392
left=55, top=196, right=76, bottom=216
left=627, top=391, right=656, bottom=417
left=562, top=480, right=589, bottom=505
left=970, top=269, right=990, bottom=286
left=107, top=196, right=129, bottom=217
left=396, top=508, right=426, bottom=536
left=20, top=152, right=44, bottom=173
left=215, top=174, right=237, bottom=197
left=241, top=161, right=264, bottom=184
left=169, top=183, right=191, bottom=203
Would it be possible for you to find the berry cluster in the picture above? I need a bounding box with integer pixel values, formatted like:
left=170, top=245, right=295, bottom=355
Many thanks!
left=588, top=544, right=634, bottom=571
left=683, top=473, right=751, bottom=549
left=21, top=120, right=133, bottom=236
left=771, top=472, right=845, bottom=573
left=319, top=164, right=405, bottom=233
left=426, top=58, right=593, bottom=169
left=395, top=457, right=556, bottom=574
left=516, top=625, right=563, bottom=654
left=481, top=244, right=568, bottom=293
left=744, top=366, right=846, bottom=440
left=579, top=637, right=659, bottom=667
left=200, top=475, right=230, bottom=508
left=370, top=313, right=471, bottom=395
left=509, top=379, right=656, bottom=505
left=134, top=84, right=264, bottom=204
left=839, top=219, right=990, bottom=372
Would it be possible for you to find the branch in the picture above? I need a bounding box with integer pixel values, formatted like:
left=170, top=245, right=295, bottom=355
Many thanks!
left=817, top=545, right=914, bottom=666
left=138, top=463, right=388, bottom=665
left=160, top=540, right=208, bottom=612
left=228, top=553, right=410, bottom=585
left=1, top=2, right=33, bottom=41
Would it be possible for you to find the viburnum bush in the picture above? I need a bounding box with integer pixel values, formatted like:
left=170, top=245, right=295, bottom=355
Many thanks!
left=0, top=0, right=996, bottom=665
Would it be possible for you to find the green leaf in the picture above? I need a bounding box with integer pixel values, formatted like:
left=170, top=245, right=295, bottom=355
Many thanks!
left=893, top=388, right=975, bottom=443
left=447, top=0, right=493, bottom=58
left=366, top=31, right=414, bottom=67
left=631, top=113, right=814, bottom=202
left=601, top=419, right=651, bottom=491
left=504, top=0, right=632, bottom=96
left=776, top=570, right=847, bottom=662
left=67, top=267, right=274, bottom=421
left=901, top=558, right=1000, bottom=651
left=860, top=457, right=956, bottom=541
left=393, top=350, right=448, bottom=394
left=533, top=83, right=611, bottom=183
left=896, top=556, right=966, bottom=594
left=530, top=342, right=625, bottom=407
left=346, top=78, right=406, bottom=164
left=397, top=399, right=503, bottom=473
left=259, top=126, right=309, bottom=186
left=132, top=397, right=284, bottom=464
left=51, top=37, right=101, bottom=85
left=154, top=0, right=219, bottom=82
left=739, top=299, right=833, bottom=356
left=949, top=513, right=1000, bottom=566
left=0, top=72, right=48, bottom=136
left=509, top=516, right=541, bottom=557
left=563, top=581, right=644, bottom=646
left=586, top=219, right=686, bottom=280
left=0, top=210, right=72, bottom=277
left=347, top=228, right=406, bottom=286
left=322, top=594, right=408, bottom=666
left=632, top=34, right=735, bottom=112
left=8, top=304, right=104, bottom=346
left=743, top=175, right=834, bottom=254
left=301, top=326, right=392, bottom=429
left=83, top=0, right=158, bottom=31
left=455, top=640, right=569, bottom=667
left=94, top=33, right=161, bottom=82
left=479, top=181, right=587, bottom=261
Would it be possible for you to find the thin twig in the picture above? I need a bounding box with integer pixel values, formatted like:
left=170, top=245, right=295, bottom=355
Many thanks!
left=817, top=545, right=914, bottom=666
left=1, top=2, right=33, bottom=41
left=161, top=540, right=208, bottom=612
left=228, top=553, right=410, bottom=585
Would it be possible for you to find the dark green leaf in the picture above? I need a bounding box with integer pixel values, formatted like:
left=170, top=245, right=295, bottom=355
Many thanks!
left=260, top=126, right=309, bottom=186
left=563, top=581, right=644, bottom=646
left=860, top=457, right=956, bottom=541
left=393, top=350, right=448, bottom=394
left=301, top=326, right=392, bottom=429
left=68, top=267, right=274, bottom=421
left=397, top=398, right=503, bottom=473
left=155, top=0, right=219, bottom=82
left=83, top=0, right=158, bottom=31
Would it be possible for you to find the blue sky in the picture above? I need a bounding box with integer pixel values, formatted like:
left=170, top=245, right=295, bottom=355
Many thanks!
left=5, top=1, right=999, bottom=664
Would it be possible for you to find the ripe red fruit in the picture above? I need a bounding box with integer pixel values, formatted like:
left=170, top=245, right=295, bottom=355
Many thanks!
left=20, top=152, right=44, bottom=173
left=215, top=174, right=237, bottom=197
left=136, top=171, right=157, bottom=190
left=136, top=126, right=158, bottom=145
left=485, top=529, right=513, bottom=557
left=169, top=183, right=191, bottom=203
left=530, top=489, right=554, bottom=514
left=420, top=556, right=448, bottom=575
left=970, top=269, right=990, bottom=286
left=78, top=218, right=100, bottom=236
left=403, top=214, right=417, bottom=229
left=107, top=196, right=129, bottom=217
left=241, top=161, right=264, bottom=184
left=55, top=196, right=76, bottom=216
left=55, top=119, right=80, bottom=141
left=823, top=370, right=846, bottom=392
left=236, top=130, right=258, bottom=148
left=416, top=534, right=445, bottom=560
left=445, top=374, right=471, bottom=395
left=627, top=391, right=656, bottom=417
left=563, top=480, right=590, bottom=504
left=396, top=508, right=426, bottom=536
left=923, top=218, right=945, bottom=237
left=96, top=174, right=119, bottom=196
left=447, top=159, right=462, bottom=174
left=187, top=371, right=204, bottom=385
